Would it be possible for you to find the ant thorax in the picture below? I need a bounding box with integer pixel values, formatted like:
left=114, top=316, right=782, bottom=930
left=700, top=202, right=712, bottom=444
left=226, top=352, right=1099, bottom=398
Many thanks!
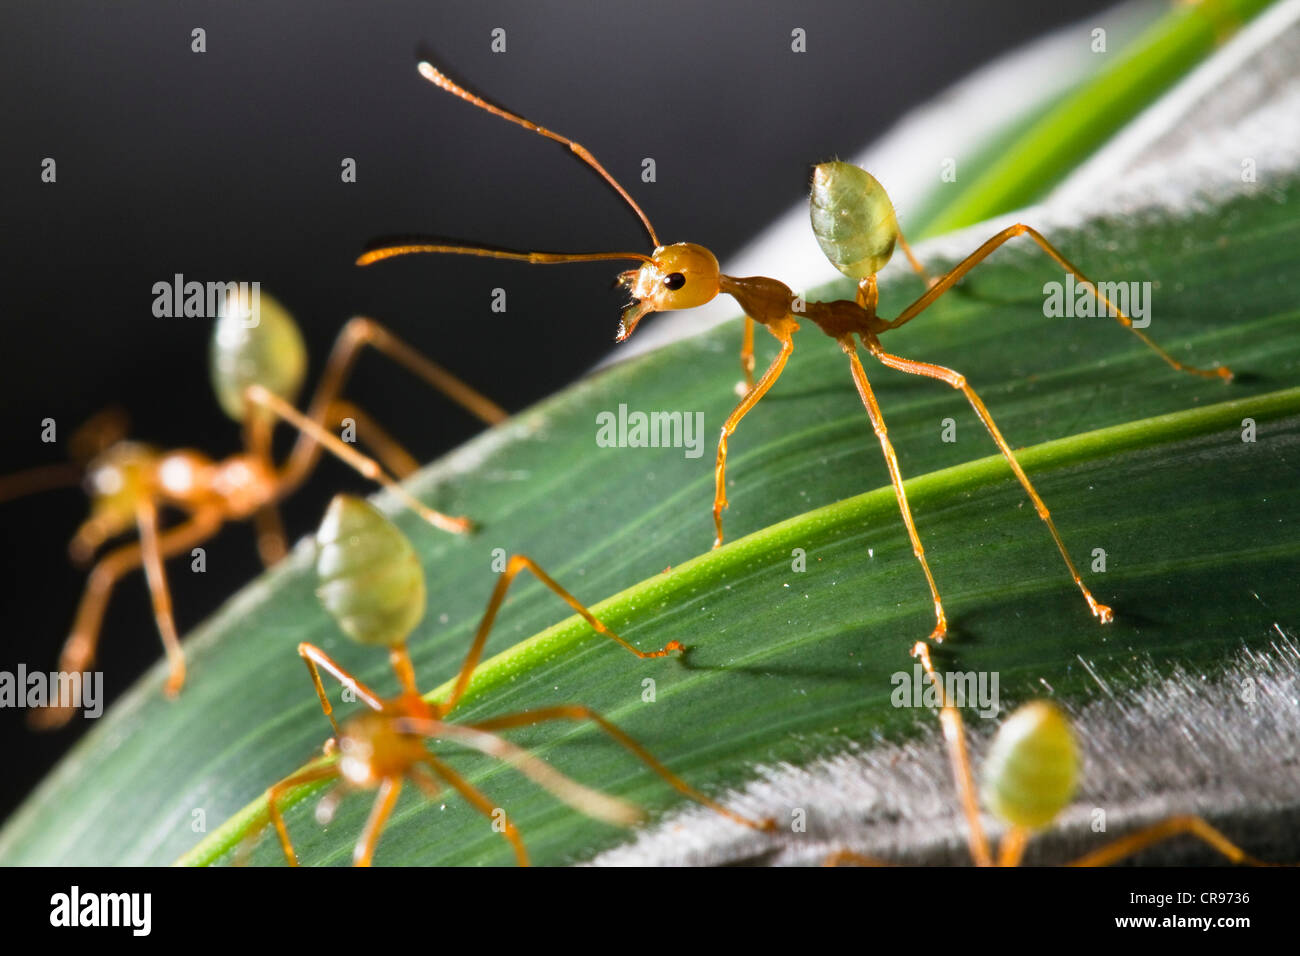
left=207, top=453, right=277, bottom=517
left=337, top=710, right=427, bottom=787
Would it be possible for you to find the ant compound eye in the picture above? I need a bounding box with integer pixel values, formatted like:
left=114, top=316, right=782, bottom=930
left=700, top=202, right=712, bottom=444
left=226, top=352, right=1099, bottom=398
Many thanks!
left=663, top=272, right=686, bottom=291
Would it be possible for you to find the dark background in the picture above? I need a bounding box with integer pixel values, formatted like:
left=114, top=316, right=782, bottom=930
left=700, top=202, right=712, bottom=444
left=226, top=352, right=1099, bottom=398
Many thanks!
left=0, top=0, right=1114, bottom=817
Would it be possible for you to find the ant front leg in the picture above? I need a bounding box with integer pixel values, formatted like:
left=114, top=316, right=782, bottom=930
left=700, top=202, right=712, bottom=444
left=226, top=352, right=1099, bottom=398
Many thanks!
left=260, top=762, right=341, bottom=866
left=439, top=554, right=683, bottom=718
left=865, top=336, right=1112, bottom=625
left=134, top=500, right=190, bottom=697
left=353, top=776, right=403, bottom=867
left=713, top=320, right=797, bottom=548
left=737, top=315, right=756, bottom=395
left=296, top=642, right=386, bottom=742
left=29, top=507, right=223, bottom=730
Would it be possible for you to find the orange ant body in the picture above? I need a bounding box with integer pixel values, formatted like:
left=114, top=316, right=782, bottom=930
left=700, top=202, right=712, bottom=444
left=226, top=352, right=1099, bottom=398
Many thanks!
left=1, top=290, right=505, bottom=727
left=359, top=60, right=1232, bottom=647
left=256, top=495, right=769, bottom=866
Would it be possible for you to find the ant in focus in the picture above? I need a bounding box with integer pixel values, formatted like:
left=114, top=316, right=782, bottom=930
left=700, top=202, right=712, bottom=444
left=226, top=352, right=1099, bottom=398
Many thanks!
left=358, top=59, right=1232, bottom=648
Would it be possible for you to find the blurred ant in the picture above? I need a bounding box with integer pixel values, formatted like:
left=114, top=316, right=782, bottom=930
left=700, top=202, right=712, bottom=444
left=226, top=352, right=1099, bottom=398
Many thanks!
left=1, top=290, right=504, bottom=727
left=827, top=643, right=1279, bottom=868
left=252, top=495, right=769, bottom=866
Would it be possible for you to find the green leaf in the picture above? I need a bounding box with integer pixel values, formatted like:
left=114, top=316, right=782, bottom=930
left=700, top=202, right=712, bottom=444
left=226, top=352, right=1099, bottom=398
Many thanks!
left=919, top=0, right=1279, bottom=236
left=2, top=171, right=1297, bottom=866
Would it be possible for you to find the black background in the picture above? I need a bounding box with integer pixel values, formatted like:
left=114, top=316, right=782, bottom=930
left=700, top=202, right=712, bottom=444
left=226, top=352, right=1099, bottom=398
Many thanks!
left=14, top=866, right=1286, bottom=937
left=0, top=0, right=1113, bottom=818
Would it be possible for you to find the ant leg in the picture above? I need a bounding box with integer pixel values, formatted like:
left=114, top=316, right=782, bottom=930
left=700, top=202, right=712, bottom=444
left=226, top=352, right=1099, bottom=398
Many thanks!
left=713, top=321, right=797, bottom=548
left=243, top=385, right=472, bottom=535
left=278, top=316, right=507, bottom=494
left=29, top=508, right=223, bottom=730
left=325, top=399, right=421, bottom=478
left=239, top=408, right=289, bottom=568
left=823, top=849, right=893, bottom=866
left=468, top=705, right=775, bottom=831
left=353, top=776, right=402, bottom=867
left=423, top=754, right=530, bottom=866
left=135, top=501, right=187, bottom=697
left=885, top=224, right=1231, bottom=381
left=845, top=344, right=948, bottom=643
left=895, top=227, right=936, bottom=288
left=912, top=641, right=992, bottom=866
left=254, top=396, right=423, bottom=571
left=252, top=505, right=287, bottom=566
left=439, top=554, right=683, bottom=716
left=261, top=762, right=340, bottom=866
left=410, top=762, right=443, bottom=799
left=322, top=316, right=506, bottom=425
left=737, top=316, right=756, bottom=394
left=998, top=826, right=1030, bottom=867
left=1065, top=815, right=1270, bottom=867
left=296, top=642, right=386, bottom=740
left=866, top=338, right=1113, bottom=625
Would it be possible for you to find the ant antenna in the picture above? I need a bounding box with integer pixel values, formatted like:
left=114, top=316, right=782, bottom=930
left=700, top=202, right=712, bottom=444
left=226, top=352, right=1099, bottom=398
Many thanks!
left=357, top=243, right=652, bottom=268
left=416, top=60, right=660, bottom=248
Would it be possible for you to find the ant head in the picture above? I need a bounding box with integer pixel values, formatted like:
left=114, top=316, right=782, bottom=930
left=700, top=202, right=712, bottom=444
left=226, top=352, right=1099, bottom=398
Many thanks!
left=615, top=243, right=721, bottom=341
left=70, top=442, right=162, bottom=564
left=337, top=710, right=426, bottom=788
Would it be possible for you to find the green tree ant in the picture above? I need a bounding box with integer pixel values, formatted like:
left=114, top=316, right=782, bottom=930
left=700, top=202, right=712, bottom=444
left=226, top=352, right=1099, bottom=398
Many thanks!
left=358, top=60, right=1232, bottom=646
left=0, top=289, right=505, bottom=728
left=253, top=494, right=769, bottom=866
left=827, top=642, right=1279, bottom=867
